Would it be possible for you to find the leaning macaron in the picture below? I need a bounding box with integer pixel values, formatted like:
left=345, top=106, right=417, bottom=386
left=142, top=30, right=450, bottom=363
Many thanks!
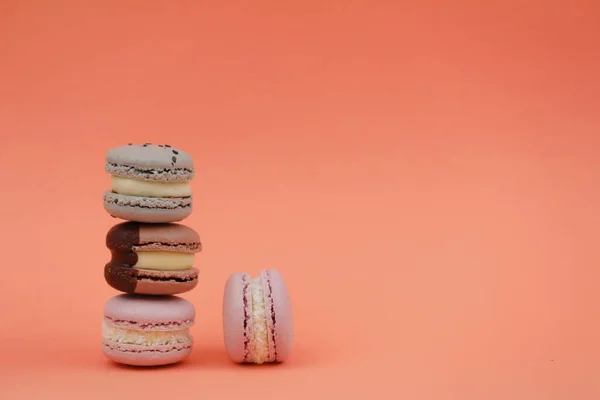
left=103, top=294, right=195, bottom=366
left=104, top=143, right=194, bottom=223
left=222, top=269, right=293, bottom=364
left=105, top=221, right=201, bottom=295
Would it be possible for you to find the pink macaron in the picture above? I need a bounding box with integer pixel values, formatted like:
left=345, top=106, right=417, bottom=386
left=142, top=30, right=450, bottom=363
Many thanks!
left=222, top=269, right=293, bottom=364
left=102, top=294, right=195, bottom=366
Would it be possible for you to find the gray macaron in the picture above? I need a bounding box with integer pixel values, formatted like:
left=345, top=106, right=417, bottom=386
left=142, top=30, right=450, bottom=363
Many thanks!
left=104, top=143, right=194, bottom=223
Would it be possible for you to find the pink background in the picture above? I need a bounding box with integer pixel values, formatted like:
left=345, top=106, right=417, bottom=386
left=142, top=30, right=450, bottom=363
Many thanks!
left=0, top=1, right=598, bottom=398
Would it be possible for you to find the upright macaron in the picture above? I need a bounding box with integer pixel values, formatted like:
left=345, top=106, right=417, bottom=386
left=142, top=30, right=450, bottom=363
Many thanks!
left=104, top=143, right=194, bottom=223
left=105, top=221, right=201, bottom=295
left=103, top=294, right=195, bottom=366
left=222, top=269, right=293, bottom=364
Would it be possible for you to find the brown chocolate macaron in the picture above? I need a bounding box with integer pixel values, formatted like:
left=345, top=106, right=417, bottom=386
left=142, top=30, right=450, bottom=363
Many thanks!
left=105, top=222, right=201, bottom=295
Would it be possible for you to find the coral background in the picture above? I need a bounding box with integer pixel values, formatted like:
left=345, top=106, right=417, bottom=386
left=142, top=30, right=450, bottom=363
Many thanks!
left=0, top=1, right=598, bottom=398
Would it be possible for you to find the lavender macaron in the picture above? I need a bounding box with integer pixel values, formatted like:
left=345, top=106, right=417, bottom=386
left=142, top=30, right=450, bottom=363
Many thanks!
left=222, top=269, right=294, bottom=364
left=104, top=143, right=194, bottom=223
left=102, top=294, right=195, bottom=366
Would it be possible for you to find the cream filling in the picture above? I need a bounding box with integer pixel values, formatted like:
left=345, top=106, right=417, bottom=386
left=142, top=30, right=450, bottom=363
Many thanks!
left=249, top=277, right=269, bottom=364
left=111, top=176, right=191, bottom=197
left=135, top=252, right=194, bottom=271
left=102, top=321, right=192, bottom=346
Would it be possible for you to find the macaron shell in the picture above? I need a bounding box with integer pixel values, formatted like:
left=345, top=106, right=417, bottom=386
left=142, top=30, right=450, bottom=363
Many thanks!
left=103, top=344, right=192, bottom=367
left=222, top=273, right=250, bottom=363
left=104, top=264, right=199, bottom=295
left=106, top=221, right=201, bottom=253
left=259, top=270, right=277, bottom=362
left=264, top=269, right=294, bottom=362
left=106, top=163, right=193, bottom=182
left=106, top=143, right=194, bottom=170
left=134, top=275, right=198, bottom=295
left=138, top=223, right=200, bottom=245
left=104, top=294, right=195, bottom=326
left=104, top=191, right=192, bottom=210
left=104, top=192, right=192, bottom=223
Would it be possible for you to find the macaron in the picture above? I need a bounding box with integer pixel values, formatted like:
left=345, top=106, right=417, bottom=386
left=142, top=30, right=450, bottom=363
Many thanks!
left=222, top=269, right=293, bottom=364
left=105, top=221, right=201, bottom=295
left=103, top=294, right=195, bottom=366
left=104, top=143, right=194, bottom=223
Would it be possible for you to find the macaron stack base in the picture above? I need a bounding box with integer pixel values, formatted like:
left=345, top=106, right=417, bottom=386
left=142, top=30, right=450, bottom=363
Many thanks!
left=102, top=295, right=195, bottom=366
left=102, top=143, right=200, bottom=367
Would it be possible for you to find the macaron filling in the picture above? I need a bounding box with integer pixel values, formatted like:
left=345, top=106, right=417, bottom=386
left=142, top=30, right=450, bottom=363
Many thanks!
left=111, top=176, right=192, bottom=198
left=248, top=276, right=270, bottom=364
left=102, top=319, right=192, bottom=347
left=135, top=251, right=194, bottom=271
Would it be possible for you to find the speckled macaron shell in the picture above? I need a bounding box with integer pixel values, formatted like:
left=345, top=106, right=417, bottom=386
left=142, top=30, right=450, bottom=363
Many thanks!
left=104, top=143, right=194, bottom=222
left=105, top=143, right=194, bottom=182
left=103, top=192, right=192, bottom=223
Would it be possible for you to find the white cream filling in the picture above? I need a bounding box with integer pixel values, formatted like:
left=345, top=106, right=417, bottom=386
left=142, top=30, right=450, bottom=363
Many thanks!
left=249, top=277, right=269, bottom=364
left=102, top=320, right=192, bottom=346
left=111, top=176, right=191, bottom=197
left=135, top=252, right=194, bottom=271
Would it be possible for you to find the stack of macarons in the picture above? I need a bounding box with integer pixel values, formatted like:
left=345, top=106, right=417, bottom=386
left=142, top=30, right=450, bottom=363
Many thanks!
left=102, top=143, right=201, bottom=366
left=100, top=143, right=295, bottom=367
